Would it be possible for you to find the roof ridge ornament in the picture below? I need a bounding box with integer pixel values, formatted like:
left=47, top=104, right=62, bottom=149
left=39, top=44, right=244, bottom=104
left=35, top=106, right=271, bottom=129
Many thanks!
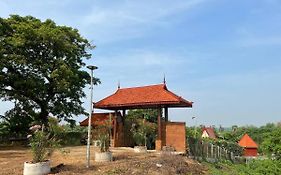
left=118, top=80, right=120, bottom=89
left=163, top=74, right=166, bottom=84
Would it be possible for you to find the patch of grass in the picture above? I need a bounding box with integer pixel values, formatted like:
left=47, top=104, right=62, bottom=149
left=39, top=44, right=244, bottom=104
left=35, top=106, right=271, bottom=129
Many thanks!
left=205, top=159, right=281, bottom=175
left=105, top=168, right=127, bottom=175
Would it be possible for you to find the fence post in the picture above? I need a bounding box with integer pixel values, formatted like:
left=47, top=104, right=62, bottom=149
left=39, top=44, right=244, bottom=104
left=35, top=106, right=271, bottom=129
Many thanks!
left=211, top=143, right=214, bottom=159
left=195, top=142, right=197, bottom=159
left=226, top=149, right=228, bottom=160
left=206, top=143, right=209, bottom=158
left=201, top=141, right=205, bottom=160
left=217, top=146, right=220, bottom=160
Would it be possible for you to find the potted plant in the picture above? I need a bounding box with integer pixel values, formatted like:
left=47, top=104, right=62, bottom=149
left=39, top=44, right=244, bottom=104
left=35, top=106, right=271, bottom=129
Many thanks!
left=94, top=121, right=112, bottom=162
left=24, top=124, right=59, bottom=175
left=131, top=119, right=156, bottom=153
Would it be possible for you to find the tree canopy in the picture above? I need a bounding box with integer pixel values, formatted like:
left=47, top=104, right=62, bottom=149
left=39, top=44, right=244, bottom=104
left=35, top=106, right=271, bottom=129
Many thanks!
left=0, top=15, right=99, bottom=124
left=126, top=109, right=158, bottom=123
left=261, top=125, right=281, bottom=159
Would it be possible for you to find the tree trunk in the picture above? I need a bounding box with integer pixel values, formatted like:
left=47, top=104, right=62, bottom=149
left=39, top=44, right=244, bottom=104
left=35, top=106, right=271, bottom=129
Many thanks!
left=39, top=106, right=49, bottom=125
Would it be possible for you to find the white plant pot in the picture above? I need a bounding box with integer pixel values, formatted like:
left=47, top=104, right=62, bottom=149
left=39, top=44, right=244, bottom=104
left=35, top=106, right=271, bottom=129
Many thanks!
left=23, top=160, right=51, bottom=175
left=95, top=152, right=113, bottom=162
left=134, top=146, right=147, bottom=153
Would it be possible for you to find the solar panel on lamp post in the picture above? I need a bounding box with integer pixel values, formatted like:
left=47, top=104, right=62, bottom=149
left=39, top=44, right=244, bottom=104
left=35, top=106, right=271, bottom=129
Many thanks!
left=86, top=65, right=98, bottom=168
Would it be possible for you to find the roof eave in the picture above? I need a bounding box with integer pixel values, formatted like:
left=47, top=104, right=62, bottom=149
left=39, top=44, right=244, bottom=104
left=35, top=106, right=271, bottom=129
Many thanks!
left=94, top=102, right=192, bottom=110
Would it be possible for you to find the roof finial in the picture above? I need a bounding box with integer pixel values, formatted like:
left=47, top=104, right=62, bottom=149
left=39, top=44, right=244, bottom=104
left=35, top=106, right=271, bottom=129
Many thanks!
left=118, top=80, right=120, bottom=89
left=163, top=74, right=166, bottom=84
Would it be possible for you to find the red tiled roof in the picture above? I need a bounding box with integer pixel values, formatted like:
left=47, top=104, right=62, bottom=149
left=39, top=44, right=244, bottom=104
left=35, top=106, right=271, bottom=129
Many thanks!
left=238, top=134, right=258, bottom=148
left=94, top=84, right=193, bottom=110
left=202, top=127, right=217, bottom=139
left=79, top=113, right=115, bottom=126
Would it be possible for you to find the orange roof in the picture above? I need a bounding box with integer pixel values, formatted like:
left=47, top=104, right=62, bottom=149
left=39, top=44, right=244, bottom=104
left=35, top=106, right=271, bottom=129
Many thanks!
left=202, top=127, right=217, bottom=139
left=80, top=113, right=116, bottom=126
left=94, top=84, right=193, bottom=110
left=238, top=134, right=258, bottom=148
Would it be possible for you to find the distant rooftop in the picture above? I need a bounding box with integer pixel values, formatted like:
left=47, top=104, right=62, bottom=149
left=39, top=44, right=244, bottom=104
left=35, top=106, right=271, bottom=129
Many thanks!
left=80, top=112, right=116, bottom=127
left=202, top=127, right=217, bottom=139
left=238, top=134, right=258, bottom=148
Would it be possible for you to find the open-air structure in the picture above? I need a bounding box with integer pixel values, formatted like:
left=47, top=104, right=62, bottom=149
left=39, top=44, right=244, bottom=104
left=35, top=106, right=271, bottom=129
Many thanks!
left=92, top=83, right=193, bottom=152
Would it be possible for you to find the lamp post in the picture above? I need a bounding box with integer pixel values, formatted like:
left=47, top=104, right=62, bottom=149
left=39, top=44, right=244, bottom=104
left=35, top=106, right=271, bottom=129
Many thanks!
left=192, top=116, right=197, bottom=137
left=86, top=65, right=98, bottom=168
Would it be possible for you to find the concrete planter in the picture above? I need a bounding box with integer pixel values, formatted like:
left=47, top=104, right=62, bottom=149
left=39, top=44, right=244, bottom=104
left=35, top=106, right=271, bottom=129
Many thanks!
left=95, top=152, right=113, bottom=162
left=134, top=146, right=147, bottom=153
left=23, top=160, right=51, bottom=175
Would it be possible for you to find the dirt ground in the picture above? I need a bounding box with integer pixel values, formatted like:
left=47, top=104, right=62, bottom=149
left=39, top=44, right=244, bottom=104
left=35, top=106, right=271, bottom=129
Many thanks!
left=0, top=146, right=207, bottom=175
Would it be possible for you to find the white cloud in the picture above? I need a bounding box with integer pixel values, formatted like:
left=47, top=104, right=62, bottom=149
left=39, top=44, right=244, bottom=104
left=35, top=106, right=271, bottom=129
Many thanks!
left=80, top=0, right=208, bottom=43
left=1, top=0, right=209, bottom=44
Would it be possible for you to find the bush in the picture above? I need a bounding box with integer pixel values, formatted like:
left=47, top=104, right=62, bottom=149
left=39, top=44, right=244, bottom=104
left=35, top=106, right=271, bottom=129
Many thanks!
left=48, top=117, right=87, bottom=146
left=243, top=159, right=281, bottom=175
left=207, top=159, right=281, bottom=175
left=28, top=125, right=60, bottom=163
left=93, top=124, right=111, bottom=152
left=61, top=131, right=86, bottom=146
left=260, top=126, right=281, bottom=160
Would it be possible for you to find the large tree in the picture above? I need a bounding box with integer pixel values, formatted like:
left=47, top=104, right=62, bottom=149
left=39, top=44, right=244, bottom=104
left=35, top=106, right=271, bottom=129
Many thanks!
left=0, top=15, right=99, bottom=124
left=126, top=109, right=158, bottom=123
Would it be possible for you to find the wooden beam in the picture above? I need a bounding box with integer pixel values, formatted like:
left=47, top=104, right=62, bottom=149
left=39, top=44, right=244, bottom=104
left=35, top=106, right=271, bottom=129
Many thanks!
left=157, top=108, right=162, bottom=140
left=122, top=109, right=126, bottom=123
left=122, top=109, right=126, bottom=146
left=164, top=107, right=168, bottom=122
left=113, top=110, right=118, bottom=147
left=109, top=113, right=112, bottom=146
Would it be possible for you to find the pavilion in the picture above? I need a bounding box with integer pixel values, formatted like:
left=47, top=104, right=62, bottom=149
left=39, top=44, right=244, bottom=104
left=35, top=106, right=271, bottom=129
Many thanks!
left=94, top=83, right=193, bottom=152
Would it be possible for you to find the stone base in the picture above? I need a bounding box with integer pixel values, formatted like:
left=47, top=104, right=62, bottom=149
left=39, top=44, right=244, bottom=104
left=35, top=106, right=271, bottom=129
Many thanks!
left=134, top=146, right=147, bottom=153
left=23, top=160, right=50, bottom=175
left=155, top=140, right=162, bottom=151
left=95, top=152, right=113, bottom=162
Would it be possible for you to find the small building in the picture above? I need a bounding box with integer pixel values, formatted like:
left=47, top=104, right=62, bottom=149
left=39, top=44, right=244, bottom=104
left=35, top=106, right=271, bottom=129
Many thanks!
left=201, top=127, right=217, bottom=139
left=80, top=112, right=116, bottom=127
left=80, top=112, right=122, bottom=142
left=238, top=134, right=258, bottom=157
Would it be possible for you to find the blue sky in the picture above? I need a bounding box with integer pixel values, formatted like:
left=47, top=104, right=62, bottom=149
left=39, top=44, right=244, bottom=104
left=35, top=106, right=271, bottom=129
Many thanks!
left=1, top=0, right=281, bottom=127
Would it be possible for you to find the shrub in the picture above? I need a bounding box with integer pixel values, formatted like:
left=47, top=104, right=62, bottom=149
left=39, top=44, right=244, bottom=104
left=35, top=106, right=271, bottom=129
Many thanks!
left=92, top=120, right=111, bottom=152
left=130, top=119, right=157, bottom=146
left=207, top=159, right=281, bottom=175
left=28, top=125, right=60, bottom=163
left=260, top=126, right=281, bottom=160
left=61, top=132, right=86, bottom=146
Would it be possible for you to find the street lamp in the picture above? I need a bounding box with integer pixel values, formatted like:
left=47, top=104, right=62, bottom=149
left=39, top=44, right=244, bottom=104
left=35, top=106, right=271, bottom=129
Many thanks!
left=192, top=116, right=198, bottom=137
left=86, top=65, right=98, bottom=168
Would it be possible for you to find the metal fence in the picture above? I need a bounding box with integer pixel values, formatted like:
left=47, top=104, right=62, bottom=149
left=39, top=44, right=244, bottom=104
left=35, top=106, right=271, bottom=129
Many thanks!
left=188, top=141, right=235, bottom=162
